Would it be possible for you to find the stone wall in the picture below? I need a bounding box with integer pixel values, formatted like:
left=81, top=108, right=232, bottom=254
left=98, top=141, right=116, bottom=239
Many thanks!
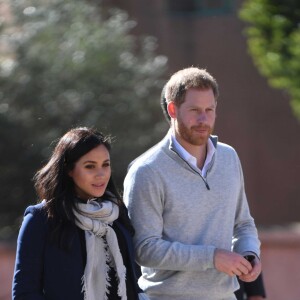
left=259, top=226, right=300, bottom=299
left=0, top=242, right=15, bottom=300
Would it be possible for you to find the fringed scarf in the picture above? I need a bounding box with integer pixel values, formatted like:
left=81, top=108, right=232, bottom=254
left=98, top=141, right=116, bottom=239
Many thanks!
left=74, top=199, right=127, bottom=300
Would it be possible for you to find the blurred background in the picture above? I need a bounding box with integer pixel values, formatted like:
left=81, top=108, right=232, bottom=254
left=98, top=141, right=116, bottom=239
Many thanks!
left=1, top=0, right=300, bottom=298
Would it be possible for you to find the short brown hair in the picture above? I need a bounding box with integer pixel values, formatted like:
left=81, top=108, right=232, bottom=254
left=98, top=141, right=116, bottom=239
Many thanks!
left=165, top=67, right=219, bottom=106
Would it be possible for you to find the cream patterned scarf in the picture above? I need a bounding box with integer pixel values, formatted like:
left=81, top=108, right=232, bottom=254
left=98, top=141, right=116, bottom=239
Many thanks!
left=74, top=199, right=127, bottom=300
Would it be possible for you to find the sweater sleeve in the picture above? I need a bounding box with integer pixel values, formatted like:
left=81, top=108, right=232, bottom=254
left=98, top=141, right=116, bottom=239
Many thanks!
left=124, top=164, right=215, bottom=272
left=12, top=205, right=47, bottom=300
left=232, top=155, right=261, bottom=257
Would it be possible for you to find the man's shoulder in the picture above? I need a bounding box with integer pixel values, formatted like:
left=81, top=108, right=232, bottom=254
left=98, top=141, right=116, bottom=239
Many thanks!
left=215, top=140, right=242, bottom=168
left=128, top=136, right=168, bottom=171
left=216, top=141, right=236, bottom=152
left=212, top=134, right=237, bottom=154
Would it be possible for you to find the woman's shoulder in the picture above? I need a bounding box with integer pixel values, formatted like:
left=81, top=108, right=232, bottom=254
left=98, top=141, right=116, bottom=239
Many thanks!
left=24, top=200, right=46, bottom=214
left=23, top=200, right=48, bottom=226
left=17, top=201, right=49, bottom=244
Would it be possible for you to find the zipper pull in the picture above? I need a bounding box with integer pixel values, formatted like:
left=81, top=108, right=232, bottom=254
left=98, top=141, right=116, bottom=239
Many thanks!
left=205, top=181, right=210, bottom=190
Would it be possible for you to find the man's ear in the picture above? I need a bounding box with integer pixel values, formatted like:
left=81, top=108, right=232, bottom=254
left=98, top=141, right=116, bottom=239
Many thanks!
left=167, top=101, right=177, bottom=119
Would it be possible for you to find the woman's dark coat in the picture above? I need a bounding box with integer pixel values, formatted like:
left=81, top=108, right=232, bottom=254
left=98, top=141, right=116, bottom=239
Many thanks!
left=12, top=202, right=140, bottom=300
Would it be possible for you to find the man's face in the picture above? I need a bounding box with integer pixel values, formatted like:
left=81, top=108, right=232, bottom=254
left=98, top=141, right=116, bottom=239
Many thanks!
left=171, top=88, right=216, bottom=146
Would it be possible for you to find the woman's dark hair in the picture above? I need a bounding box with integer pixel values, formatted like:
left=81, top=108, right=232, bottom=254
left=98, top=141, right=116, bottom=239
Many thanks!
left=34, top=127, right=133, bottom=248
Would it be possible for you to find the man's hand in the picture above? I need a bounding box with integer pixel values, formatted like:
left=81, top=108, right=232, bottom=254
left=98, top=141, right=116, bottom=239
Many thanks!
left=239, top=256, right=262, bottom=282
left=214, top=248, right=253, bottom=277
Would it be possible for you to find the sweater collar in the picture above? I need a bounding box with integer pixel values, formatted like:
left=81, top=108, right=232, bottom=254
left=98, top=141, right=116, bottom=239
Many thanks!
left=166, top=129, right=218, bottom=150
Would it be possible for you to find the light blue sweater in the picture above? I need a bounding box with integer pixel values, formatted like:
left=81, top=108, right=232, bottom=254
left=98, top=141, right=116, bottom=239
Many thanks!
left=124, top=131, right=260, bottom=300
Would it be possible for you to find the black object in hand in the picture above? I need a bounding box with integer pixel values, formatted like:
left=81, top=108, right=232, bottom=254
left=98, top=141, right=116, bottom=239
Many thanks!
left=244, top=255, right=255, bottom=262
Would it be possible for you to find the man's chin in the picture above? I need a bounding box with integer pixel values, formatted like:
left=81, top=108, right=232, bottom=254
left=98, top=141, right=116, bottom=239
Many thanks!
left=190, top=136, right=210, bottom=146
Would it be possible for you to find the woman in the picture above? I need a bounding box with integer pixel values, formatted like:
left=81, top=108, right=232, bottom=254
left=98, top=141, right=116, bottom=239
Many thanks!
left=12, top=127, right=145, bottom=300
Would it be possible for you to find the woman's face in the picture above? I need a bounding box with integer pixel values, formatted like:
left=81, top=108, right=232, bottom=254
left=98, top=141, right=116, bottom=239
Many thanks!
left=69, top=144, right=111, bottom=201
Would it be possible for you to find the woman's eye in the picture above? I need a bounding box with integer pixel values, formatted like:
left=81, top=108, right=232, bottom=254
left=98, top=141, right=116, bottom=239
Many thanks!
left=85, top=164, right=95, bottom=169
left=103, top=162, right=111, bottom=168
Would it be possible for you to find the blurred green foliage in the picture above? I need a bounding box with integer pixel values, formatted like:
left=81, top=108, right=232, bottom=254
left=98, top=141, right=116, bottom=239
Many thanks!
left=0, top=0, right=168, bottom=239
left=239, top=0, right=300, bottom=120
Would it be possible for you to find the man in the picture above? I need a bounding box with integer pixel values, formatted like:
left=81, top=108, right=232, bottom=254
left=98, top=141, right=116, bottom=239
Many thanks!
left=161, top=80, right=266, bottom=300
left=124, top=67, right=261, bottom=300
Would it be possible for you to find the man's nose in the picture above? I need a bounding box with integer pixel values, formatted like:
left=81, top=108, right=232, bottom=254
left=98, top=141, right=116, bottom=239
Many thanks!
left=197, top=112, right=207, bottom=122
